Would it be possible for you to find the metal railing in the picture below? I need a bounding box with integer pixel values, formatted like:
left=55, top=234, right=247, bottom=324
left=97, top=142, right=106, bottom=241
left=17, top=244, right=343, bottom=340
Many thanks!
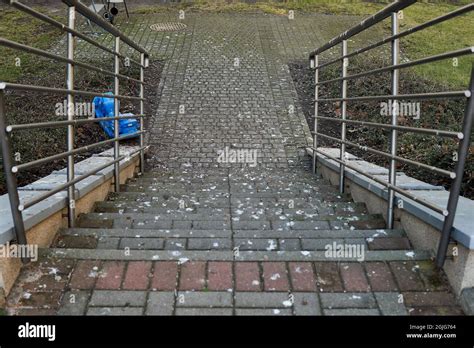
left=308, top=0, right=474, bottom=267
left=0, top=0, right=150, bottom=260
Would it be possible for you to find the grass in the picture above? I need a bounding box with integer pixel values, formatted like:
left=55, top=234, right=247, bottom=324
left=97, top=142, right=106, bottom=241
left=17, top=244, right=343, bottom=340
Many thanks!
left=400, top=2, right=474, bottom=88
left=0, top=7, right=63, bottom=82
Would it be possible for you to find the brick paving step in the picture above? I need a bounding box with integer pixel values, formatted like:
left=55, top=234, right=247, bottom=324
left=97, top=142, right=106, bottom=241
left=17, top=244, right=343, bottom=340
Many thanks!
left=106, top=193, right=354, bottom=206
left=60, top=228, right=405, bottom=239
left=75, top=212, right=385, bottom=230
left=39, top=248, right=432, bottom=262
left=53, top=228, right=411, bottom=252
left=94, top=200, right=368, bottom=214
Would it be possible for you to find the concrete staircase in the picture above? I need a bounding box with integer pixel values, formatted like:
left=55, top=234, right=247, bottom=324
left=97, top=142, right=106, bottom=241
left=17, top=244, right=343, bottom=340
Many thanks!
left=50, top=166, right=424, bottom=261
left=8, top=164, right=463, bottom=316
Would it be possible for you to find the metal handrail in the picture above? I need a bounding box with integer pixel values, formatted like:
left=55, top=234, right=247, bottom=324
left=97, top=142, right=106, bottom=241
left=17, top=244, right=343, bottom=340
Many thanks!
left=0, top=0, right=150, bottom=262
left=308, top=1, right=474, bottom=267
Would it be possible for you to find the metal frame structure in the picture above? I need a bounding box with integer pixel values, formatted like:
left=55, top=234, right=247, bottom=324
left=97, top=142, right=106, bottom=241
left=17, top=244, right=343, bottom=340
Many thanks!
left=309, top=1, right=474, bottom=267
left=0, top=0, right=150, bottom=261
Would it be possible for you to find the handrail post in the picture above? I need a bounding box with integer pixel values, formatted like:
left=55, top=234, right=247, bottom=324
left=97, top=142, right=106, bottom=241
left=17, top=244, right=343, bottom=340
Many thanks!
left=139, top=53, right=145, bottom=174
left=0, top=91, right=28, bottom=260
left=114, top=36, right=120, bottom=192
left=387, top=12, right=400, bottom=229
left=312, top=55, right=319, bottom=174
left=66, top=4, right=76, bottom=227
left=436, top=69, right=474, bottom=268
left=339, top=40, right=348, bottom=193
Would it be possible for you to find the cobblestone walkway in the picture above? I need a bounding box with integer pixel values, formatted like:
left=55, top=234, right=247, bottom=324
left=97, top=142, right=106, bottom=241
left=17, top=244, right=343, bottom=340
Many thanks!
left=6, top=13, right=463, bottom=315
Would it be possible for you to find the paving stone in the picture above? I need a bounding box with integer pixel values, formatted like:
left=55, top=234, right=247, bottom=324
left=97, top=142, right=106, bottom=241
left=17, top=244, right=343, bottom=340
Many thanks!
left=175, top=308, right=233, bottom=316
left=368, top=237, right=411, bottom=250
left=314, top=262, right=343, bottom=292
left=262, top=262, right=289, bottom=291
left=235, top=308, right=292, bottom=316
left=324, top=308, right=380, bottom=316
left=146, top=292, right=175, bottom=315
left=234, top=239, right=278, bottom=251
left=374, top=292, right=407, bottom=315
left=289, top=262, right=317, bottom=292
left=389, top=262, right=425, bottom=291
left=57, top=290, right=91, bottom=315
left=164, top=239, right=187, bottom=250
left=89, top=290, right=146, bottom=307
left=87, top=307, right=143, bottom=316
left=365, top=262, right=398, bottom=292
left=234, top=292, right=290, bottom=308
left=69, top=260, right=101, bottom=290
left=408, top=307, right=464, bottom=316
left=207, top=262, right=233, bottom=291
left=293, top=293, right=321, bottom=316
left=402, top=292, right=458, bottom=307
left=279, top=239, right=301, bottom=251
left=18, top=291, right=62, bottom=309
left=177, top=291, right=233, bottom=307
left=179, top=261, right=206, bottom=290
left=122, top=261, right=152, bottom=290
left=340, top=263, right=371, bottom=292
left=188, top=238, right=232, bottom=250
left=151, top=261, right=178, bottom=291
left=96, top=261, right=125, bottom=290
left=320, top=293, right=377, bottom=309
left=460, top=288, right=474, bottom=315
left=119, top=238, right=164, bottom=250
left=235, top=262, right=261, bottom=292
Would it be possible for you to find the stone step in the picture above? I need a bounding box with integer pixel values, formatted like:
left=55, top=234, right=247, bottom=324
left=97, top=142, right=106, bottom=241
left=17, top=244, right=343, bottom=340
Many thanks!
left=40, top=248, right=432, bottom=262
left=75, top=212, right=385, bottom=230
left=106, top=191, right=354, bottom=203
left=93, top=202, right=368, bottom=216
left=94, top=200, right=367, bottom=212
left=60, top=228, right=405, bottom=239
left=53, top=229, right=411, bottom=251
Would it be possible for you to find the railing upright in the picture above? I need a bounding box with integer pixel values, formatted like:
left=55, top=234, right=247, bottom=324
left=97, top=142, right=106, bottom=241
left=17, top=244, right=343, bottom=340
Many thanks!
left=339, top=40, right=348, bottom=193
left=140, top=53, right=145, bottom=174
left=114, top=36, right=121, bottom=192
left=0, top=90, right=28, bottom=258
left=312, top=55, right=319, bottom=174
left=436, top=69, right=474, bottom=268
left=66, top=4, right=76, bottom=227
left=387, top=11, right=400, bottom=229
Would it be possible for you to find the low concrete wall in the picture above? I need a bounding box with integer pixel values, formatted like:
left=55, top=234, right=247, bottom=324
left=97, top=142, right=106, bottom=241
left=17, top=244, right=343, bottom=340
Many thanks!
left=311, top=147, right=474, bottom=296
left=0, top=147, right=142, bottom=302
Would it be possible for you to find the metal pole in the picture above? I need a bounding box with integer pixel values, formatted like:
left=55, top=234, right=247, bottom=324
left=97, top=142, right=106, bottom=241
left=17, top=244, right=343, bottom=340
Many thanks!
left=139, top=53, right=145, bottom=174
left=312, top=55, right=319, bottom=174
left=436, top=69, right=474, bottom=268
left=387, top=12, right=400, bottom=229
left=339, top=40, right=348, bottom=193
left=114, top=36, right=120, bottom=192
left=66, top=5, right=76, bottom=227
left=0, top=91, right=28, bottom=259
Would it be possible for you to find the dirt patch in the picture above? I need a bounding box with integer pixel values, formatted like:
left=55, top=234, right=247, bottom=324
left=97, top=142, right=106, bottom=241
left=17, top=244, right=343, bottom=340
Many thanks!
left=289, top=57, right=473, bottom=199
